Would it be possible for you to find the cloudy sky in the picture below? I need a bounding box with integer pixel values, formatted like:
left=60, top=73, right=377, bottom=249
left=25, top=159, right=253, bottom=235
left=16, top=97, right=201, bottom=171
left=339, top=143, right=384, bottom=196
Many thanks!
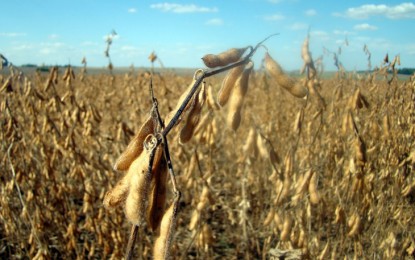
left=1, top=1, right=414, bottom=71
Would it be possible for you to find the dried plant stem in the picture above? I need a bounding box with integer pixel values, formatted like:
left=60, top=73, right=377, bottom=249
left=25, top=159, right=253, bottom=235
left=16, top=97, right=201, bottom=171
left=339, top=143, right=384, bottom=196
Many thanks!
left=161, top=133, right=179, bottom=194
left=126, top=225, right=139, bottom=260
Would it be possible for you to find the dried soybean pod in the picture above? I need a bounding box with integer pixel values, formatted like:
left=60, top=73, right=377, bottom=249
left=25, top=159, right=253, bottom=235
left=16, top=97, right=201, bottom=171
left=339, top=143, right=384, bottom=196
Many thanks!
left=125, top=144, right=154, bottom=225
left=347, top=213, right=362, bottom=237
left=293, top=108, right=304, bottom=135
left=0, top=77, right=12, bottom=93
left=113, top=115, right=156, bottom=171
left=153, top=201, right=178, bottom=260
left=202, top=47, right=249, bottom=68
left=280, top=214, right=293, bottom=241
left=165, top=69, right=203, bottom=126
left=103, top=168, right=134, bottom=209
left=179, top=82, right=206, bottom=143
left=354, top=136, right=366, bottom=168
left=264, top=52, right=308, bottom=98
left=263, top=207, right=275, bottom=226
left=227, top=62, right=254, bottom=131
left=62, top=67, right=70, bottom=81
left=308, top=171, right=320, bottom=205
left=256, top=133, right=269, bottom=159
left=217, top=64, right=245, bottom=107
left=206, top=84, right=219, bottom=110
left=301, top=35, right=312, bottom=65
left=242, top=128, right=258, bottom=157
left=147, top=149, right=168, bottom=231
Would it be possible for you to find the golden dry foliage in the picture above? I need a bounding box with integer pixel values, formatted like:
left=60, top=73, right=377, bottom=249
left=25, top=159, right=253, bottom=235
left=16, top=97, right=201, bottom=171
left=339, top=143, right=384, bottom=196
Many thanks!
left=1, top=40, right=415, bottom=260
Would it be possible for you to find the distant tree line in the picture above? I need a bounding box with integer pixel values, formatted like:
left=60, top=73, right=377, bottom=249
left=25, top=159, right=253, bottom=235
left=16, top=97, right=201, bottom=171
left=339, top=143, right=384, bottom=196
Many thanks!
left=397, top=68, right=415, bottom=75
left=20, top=64, right=77, bottom=72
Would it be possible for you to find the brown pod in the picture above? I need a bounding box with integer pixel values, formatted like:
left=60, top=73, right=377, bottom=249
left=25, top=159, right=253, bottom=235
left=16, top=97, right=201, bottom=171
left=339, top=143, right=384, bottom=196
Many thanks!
left=308, top=171, right=320, bottom=205
left=125, top=148, right=153, bottom=225
left=147, top=149, right=168, bottom=231
left=113, top=115, right=155, bottom=171
left=179, top=82, right=206, bottom=143
left=202, top=47, right=248, bottom=68
left=301, top=36, right=312, bottom=65
left=165, top=69, right=203, bottom=126
left=242, top=128, right=258, bottom=157
left=280, top=214, right=293, bottom=241
left=0, top=77, right=12, bottom=93
left=226, top=62, right=254, bottom=131
left=153, top=201, right=178, bottom=260
left=62, top=67, right=70, bottom=81
left=354, top=136, right=366, bottom=168
left=264, top=52, right=308, bottom=98
left=347, top=213, right=362, bottom=237
left=206, top=84, right=220, bottom=110
left=103, top=169, right=134, bottom=209
left=217, top=64, right=245, bottom=107
left=263, top=207, right=275, bottom=226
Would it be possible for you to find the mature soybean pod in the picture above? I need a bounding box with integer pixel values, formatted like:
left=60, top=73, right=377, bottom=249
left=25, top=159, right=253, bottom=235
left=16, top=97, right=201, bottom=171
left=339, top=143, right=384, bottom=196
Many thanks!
left=308, top=171, right=321, bottom=205
left=165, top=70, right=203, bottom=126
left=113, top=115, right=155, bottom=171
left=153, top=202, right=178, bottom=260
left=202, top=47, right=248, bottom=68
left=264, top=52, right=308, bottom=98
left=147, top=148, right=168, bottom=231
left=301, top=36, right=312, bottom=65
left=179, top=83, right=206, bottom=143
left=280, top=214, right=293, bottom=241
left=217, top=64, right=245, bottom=107
left=103, top=169, right=134, bottom=209
left=226, top=62, right=254, bottom=131
left=125, top=149, right=153, bottom=225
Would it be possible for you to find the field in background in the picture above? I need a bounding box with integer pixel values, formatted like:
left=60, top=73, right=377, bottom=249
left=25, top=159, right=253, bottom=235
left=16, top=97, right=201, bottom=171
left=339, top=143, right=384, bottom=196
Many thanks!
left=1, top=65, right=415, bottom=259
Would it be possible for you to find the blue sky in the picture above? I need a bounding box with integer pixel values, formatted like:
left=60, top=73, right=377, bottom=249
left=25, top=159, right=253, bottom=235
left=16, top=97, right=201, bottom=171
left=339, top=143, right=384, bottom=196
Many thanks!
left=1, top=1, right=415, bottom=71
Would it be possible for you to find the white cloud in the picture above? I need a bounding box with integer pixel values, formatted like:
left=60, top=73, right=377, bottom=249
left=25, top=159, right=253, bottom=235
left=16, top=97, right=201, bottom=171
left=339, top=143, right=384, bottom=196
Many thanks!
left=49, top=34, right=59, bottom=39
left=289, top=22, right=308, bottom=30
left=128, top=8, right=137, bottom=13
left=40, top=48, right=54, bottom=55
left=344, top=3, right=415, bottom=19
left=305, top=9, right=317, bottom=16
left=333, top=30, right=353, bottom=35
left=119, top=45, right=145, bottom=56
left=354, top=23, right=378, bottom=31
left=0, top=32, right=26, bottom=37
left=41, top=42, right=65, bottom=48
left=311, top=30, right=328, bottom=37
left=335, top=39, right=345, bottom=45
left=150, top=3, right=218, bottom=13
left=264, top=14, right=285, bottom=21
left=12, top=44, right=34, bottom=51
left=205, top=18, right=223, bottom=26
left=310, top=30, right=329, bottom=41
